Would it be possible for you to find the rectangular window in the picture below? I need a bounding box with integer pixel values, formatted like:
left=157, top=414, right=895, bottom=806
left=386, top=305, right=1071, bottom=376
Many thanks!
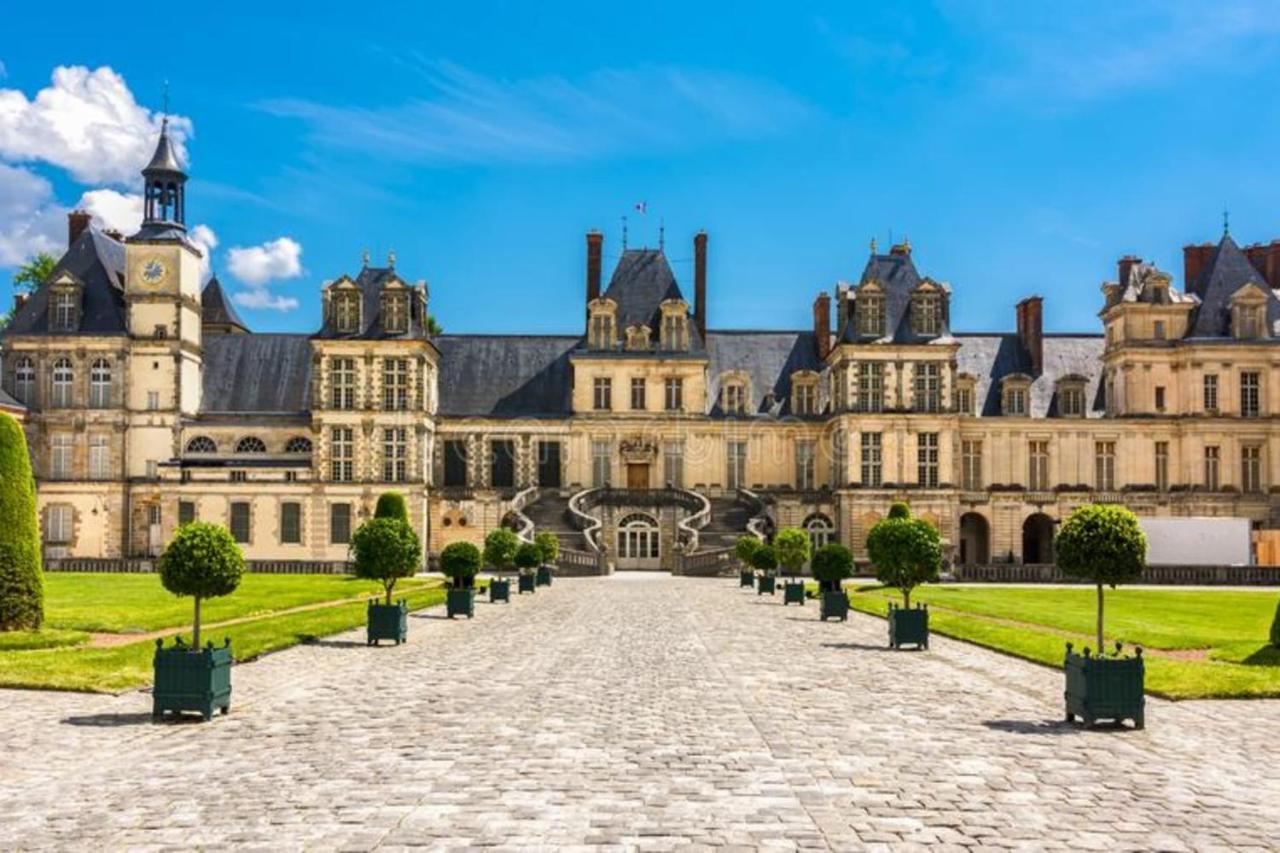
left=229, top=501, right=251, bottom=544
left=593, top=377, right=612, bottom=411
left=88, top=434, right=110, bottom=480
left=53, top=292, right=76, bottom=331
left=178, top=500, right=196, bottom=526
left=1060, top=387, right=1084, bottom=417
left=382, top=295, right=407, bottom=333
left=957, top=386, right=973, bottom=416
left=1204, top=374, right=1219, bottom=413
left=1241, top=371, right=1261, bottom=418
left=1154, top=386, right=1165, bottom=412
left=630, top=377, right=646, bottom=410
left=917, top=432, right=939, bottom=487
left=726, top=441, right=747, bottom=490
left=230, top=470, right=247, bottom=484
left=147, top=391, right=160, bottom=411
left=537, top=440, right=562, bottom=488
left=443, top=440, right=468, bottom=487
left=383, top=359, right=410, bottom=411
left=961, top=440, right=983, bottom=490
left=663, top=441, right=685, bottom=489
left=795, top=440, right=816, bottom=490
left=489, top=439, right=515, bottom=488
left=1204, top=445, right=1220, bottom=490
left=1005, top=387, right=1027, bottom=416
left=1153, top=320, right=1165, bottom=340
left=1155, top=441, right=1169, bottom=491
left=329, top=503, right=352, bottom=545
left=591, top=440, right=612, bottom=487
left=45, top=505, right=72, bottom=543
left=330, top=357, right=357, bottom=410
left=280, top=502, right=302, bottom=544
left=794, top=383, right=816, bottom=415
left=1095, top=441, right=1116, bottom=491
left=914, top=363, right=941, bottom=413
left=860, top=432, right=882, bottom=487
left=665, top=378, right=684, bottom=412
left=1029, top=440, right=1049, bottom=491
left=50, top=433, right=73, bottom=479
left=856, top=362, right=884, bottom=412
left=383, top=427, right=408, bottom=483
left=858, top=295, right=884, bottom=336
left=330, top=427, right=354, bottom=483
left=1242, top=444, right=1263, bottom=493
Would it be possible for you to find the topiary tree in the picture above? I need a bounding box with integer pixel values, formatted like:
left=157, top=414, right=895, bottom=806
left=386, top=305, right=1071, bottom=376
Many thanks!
left=484, top=527, right=520, bottom=577
left=0, top=413, right=42, bottom=631
left=374, top=491, right=409, bottom=523
left=866, top=505, right=942, bottom=608
left=773, top=528, right=811, bottom=578
left=534, top=531, right=559, bottom=567
left=515, top=542, right=541, bottom=575
left=351, top=517, right=421, bottom=604
left=440, top=541, right=481, bottom=590
left=811, top=542, right=854, bottom=592
left=734, top=535, right=761, bottom=568
left=1055, top=503, right=1147, bottom=651
left=158, top=522, right=244, bottom=648
left=750, top=543, right=778, bottom=574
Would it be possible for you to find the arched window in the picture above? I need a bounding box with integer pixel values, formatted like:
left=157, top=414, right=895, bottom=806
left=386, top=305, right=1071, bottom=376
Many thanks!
left=89, top=359, right=111, bottom=408
left=285, top=436, right=313, bottom=454
left=14, top=357, right=34, bottom=404
left=235, top=436, right=267, bottom=453
left=51, top=358, right=73, bottom=407
left=186, top=436, right=218, bottom=454
left=617, top=513, right=660, bottom=561
left=803, top=513, right=835, bottom=552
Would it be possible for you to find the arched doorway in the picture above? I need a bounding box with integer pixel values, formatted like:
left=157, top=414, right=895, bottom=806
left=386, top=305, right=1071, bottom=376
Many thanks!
left=1022, top=513, right=1055, bottom=564
left=958, top=512, right=989, bottom=565
left=616, top=513, right=661, bottom=570
left=803, top=513, right=835, bottom=554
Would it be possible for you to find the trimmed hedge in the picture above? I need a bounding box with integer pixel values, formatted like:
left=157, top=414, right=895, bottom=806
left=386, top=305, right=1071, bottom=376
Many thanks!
left=374, top=491, right=409, bottom=523
left=441, top=541, right=481, bottom=587
left=0, top=413, right=43, bottom=631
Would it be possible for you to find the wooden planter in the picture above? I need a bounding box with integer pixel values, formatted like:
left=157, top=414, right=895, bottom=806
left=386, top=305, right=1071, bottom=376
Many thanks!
left=1065, top=644, right=1145, bottom=729
left=447, top=588, right=476, bottom=619
left=518, top=573, right=537, bottom=594
left=757, top=574, right=776, bottom=596
left=368, top=600, right=409, bottom=643
left=152, top=638, right=232, bottom=721
left=739, top=569, right=755, bottom=588
left=489, top=579, right=511, bottom=603
left=820, top=591, right=849, bottom=621
left=536, top=566, right=553, bottom=587
left=783, top=581, right=806, bottom=605
left=888, top=603, right=929, bottom=649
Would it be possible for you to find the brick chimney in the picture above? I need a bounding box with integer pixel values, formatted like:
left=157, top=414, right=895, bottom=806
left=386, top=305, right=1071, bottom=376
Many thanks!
left=68, top=210, right=91, bottom=247
left=1245, top=241, right=1280, bottom=289
left=1016, top=296, right=1044, bottom=376
left=1117, top=255, right=1142, bottom=287
left=812, top=292, right=831, bottom=361
left=586, top=230, right=602, bottom=304
left=693, top=231, right=707, bottom=340
left=1183, top=242, right=1214, bottom=292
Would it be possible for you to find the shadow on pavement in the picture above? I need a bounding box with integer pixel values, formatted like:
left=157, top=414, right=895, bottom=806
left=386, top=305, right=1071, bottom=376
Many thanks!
left=62, top=712, right=168, bottom=727
left=982, top=719, right=1092, bottom=736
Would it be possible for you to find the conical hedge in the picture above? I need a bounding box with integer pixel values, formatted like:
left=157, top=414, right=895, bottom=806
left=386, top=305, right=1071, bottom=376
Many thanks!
left=0, top=414, right=43, bottom=630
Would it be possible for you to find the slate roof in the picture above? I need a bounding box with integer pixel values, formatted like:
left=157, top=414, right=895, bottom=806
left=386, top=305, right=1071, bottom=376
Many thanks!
left=435, top=335, right=577, bottom=417
left=6, top=227, right=127, bottom=336
left=201, top=276, right=249, bottom=332
left=599, top=249, right=704, bottom=349
left=1185, top=235, right=1280, bottom=338
left=705, top=331, right=825, bottom=417
left=842, top=248, right=951, bottom=345
left=314, top=265, right=432, bottom=340
left=201, top=333, right=313, bottom=414
left=0, top=387, right=24, bottom=411
left=1118, top=263, right=1196, bottom=305
left=955, top=333, right=1105, bottom=418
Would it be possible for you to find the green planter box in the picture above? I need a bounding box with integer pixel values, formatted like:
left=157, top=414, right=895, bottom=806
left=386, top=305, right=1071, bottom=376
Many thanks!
left=152, top=638, right=232, bottom=721
left=518, top=573, right=537, bottom=594
left=447, top=588, right=476, bottom=619
left=489, top=579, right=511, bottom=603
left=1065, top=644, right=1145, bottom=729
left=820, top=591, right=849, bottom=621
left=757, top=575, right=776, bottom=596
left=783, top=581, right=806, bottom=605
left=536, top=566, right=553, bottom=586
left=739, top=569, right=755, bottom=588
left=888, top=604, right=929, bottom=649
left=368, top=600, right=409, bottom=643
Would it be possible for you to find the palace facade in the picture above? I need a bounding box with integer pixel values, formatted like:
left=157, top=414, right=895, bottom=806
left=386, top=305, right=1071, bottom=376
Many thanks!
left=6, top=127, right=1280, bottom=571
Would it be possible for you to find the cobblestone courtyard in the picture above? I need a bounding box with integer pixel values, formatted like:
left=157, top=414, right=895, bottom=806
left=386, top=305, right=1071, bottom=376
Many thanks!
left=1, top=575, right=1278, bottom=850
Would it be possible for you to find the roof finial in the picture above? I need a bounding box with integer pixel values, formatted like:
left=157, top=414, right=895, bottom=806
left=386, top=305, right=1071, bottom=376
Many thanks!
left=387, top=249, right=396, bottom=268
left=869, top=236, right=877, bottom=254
left=362, top=247, right=370, bottom=266
left=659, top=217, right=665, bottom=252
left=161, top=79, right=170, bottom=132
left=621, top=215, right=628, bottom=250
left=1223, top=207, right=1230, bottom=238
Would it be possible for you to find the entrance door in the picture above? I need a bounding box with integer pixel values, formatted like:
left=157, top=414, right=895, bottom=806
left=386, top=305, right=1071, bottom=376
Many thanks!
left=627, top=463, right=649, bottom=490
left=617, top=513, right=661, bottom=569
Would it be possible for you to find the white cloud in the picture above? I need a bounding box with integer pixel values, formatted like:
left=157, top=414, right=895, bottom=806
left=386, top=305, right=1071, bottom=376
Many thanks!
left=227, top=236, right=302, bottom=311
left=77, top=188, right=142, bottom=233
left=232, top=288, right=300, bottom=312
left=0, top=65, right=190, bottom=184
left=0, top=163, right=64, bottom=266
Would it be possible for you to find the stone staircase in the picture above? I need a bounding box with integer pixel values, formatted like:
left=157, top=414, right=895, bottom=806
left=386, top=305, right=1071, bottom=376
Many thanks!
left=697, top=497, right=753, bottom=551
left=520, top=492, right=585, bottom=552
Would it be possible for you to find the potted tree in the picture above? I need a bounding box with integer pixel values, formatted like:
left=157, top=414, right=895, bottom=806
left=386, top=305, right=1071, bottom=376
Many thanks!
left=515, top=543, right=542, bottom=592
left=753, top=544, right=778, bottom=596
left=352, top=515, right=422, bottom=636
left=154, top=522, right=243, bottom=721
left=534, top=531, right=558, bottom=586
left=775, top=527, right=811, bottom=605
left=0, top=412, right=43, bottom=632
left=812, top=542, right=854, bottom=621
left=734, top=536, right=760, bottom=588
left=484, top=527, right=519, bottom=603
left=866, top=502, right=941, bottom=649
left=440, top=541, right=482, bottom=618
left=1056, top=503, right=1147, bottom=729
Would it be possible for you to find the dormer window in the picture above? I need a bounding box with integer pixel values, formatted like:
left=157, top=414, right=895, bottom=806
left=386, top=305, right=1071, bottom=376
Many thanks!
left=625, top=325, right=651, bottom=351
left=791, top=371, right=820, bottom=415
left=1057, top=377, right=1087, bottom=417
left=1230, top=285, right=1269, bottom=340
left=381, top=292, right=408, bottom=333
left=1002, top=374, right=1031, bottom=416
left=659, top=299, right=690, bottom=351
left=333, top=291, right=361, bottom=334
left=911, top=290, right=942, bottom=336
left=48, top=277, right=81, bottom=332
left=857, top=287, right=885, bottom=336
left=588, top=299, right=617, bottom=350
left=955, top=375, right=976, bottom=416
left=720, top=371, right=750, bottom=415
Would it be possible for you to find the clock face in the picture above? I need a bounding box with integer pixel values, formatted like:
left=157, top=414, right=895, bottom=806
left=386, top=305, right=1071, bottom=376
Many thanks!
left=141, top=258, right=167, bottom=286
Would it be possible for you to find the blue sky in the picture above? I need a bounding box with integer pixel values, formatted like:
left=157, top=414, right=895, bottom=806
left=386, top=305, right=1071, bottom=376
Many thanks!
left=2, top=1, right=1280, bottom=335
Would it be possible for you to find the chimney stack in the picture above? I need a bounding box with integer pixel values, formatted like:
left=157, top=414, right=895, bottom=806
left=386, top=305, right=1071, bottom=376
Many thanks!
left=586, top=230, right=603, bottom=304
left=1117, top=255, right=1141, bottom=287
left=1183, top=242, right=1214, bottom=293
left=693, top=231, right=707, bottom=340
left=68, top=210, right=91, bottom=247
left=1245, top=241, right=1280, bottom=289
left=813, top=292, right=831, bottom=361
left=1016, top=296, right=1044, bottom=376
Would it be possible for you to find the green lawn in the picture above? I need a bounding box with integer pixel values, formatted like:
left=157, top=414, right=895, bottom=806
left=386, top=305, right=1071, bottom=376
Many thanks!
left=844, top=584, right=1280, bottom=700
left=0, top=574, right=454, bottom=693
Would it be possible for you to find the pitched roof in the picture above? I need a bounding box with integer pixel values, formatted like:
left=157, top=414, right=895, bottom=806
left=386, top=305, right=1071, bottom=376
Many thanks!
left=1186, top=235, right=1280, bottom=338
left=314, top=265, right=432, bottom=340
left=600, top=249, right=703, bottom=348
left=435, top=335, right=577, bottom=417
left=842, top=248, right=950, bottom=344
left=955, top=333, right=1105, bottom=418
left=5, top=227, right=127, bottom=336
left=144, top=126, right=184, bottom=174
left=706, top=331, right=825, bottom=417
left=201, top=276, right=249, bottom=332
left=201, top=333, right=313, bottom=413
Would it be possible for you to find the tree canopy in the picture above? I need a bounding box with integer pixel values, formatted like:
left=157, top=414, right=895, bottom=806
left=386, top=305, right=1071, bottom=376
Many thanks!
left=0, top=413, right=42, bottom=631
left=440, top=541, right=481, bottom=585
left=514, top=542, right=541, bottom=572
left=811, top=543, right=854, bottom=585
left=1055, top=504, right=1146, bottom=588
left=773, top=528, right=811, bottom=576
left=534, top=531, right=559, bottom=566
left=374, top=491, right=409, bottom=523
left=734, top=536, right=761, bottom=567
left=351, top=518, right=421, bottom=604
left=483, top=527, right=520, bottom=572
left=750, top=543, right=778, bottom=573
left=866, top=505, right=941, bottom=607
left=158, top=522, right=244, bottom=647
left=12, top=252, right=57, bottom=293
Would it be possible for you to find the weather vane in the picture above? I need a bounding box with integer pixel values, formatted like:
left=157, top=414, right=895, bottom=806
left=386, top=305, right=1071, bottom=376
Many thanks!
left=1223, top=207, right=1230, bottom=238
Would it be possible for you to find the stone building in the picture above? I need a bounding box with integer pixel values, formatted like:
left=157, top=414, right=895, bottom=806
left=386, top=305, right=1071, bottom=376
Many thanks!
left=5, top=127, right=1280, bottom=570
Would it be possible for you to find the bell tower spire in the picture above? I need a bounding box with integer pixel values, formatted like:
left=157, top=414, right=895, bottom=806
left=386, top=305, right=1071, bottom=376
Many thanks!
left=136, top=97, right=188, bottom=239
